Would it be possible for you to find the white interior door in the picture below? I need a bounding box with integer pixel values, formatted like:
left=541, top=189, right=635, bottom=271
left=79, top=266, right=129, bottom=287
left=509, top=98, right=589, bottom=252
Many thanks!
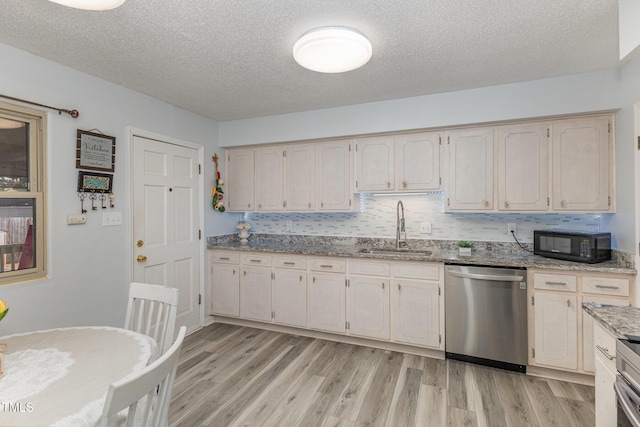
left=132, top=135, right=202, bottom=333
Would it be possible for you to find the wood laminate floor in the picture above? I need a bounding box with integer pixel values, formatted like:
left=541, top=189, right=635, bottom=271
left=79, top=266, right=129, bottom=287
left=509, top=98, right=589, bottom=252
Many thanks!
left=170, top=323, right=595, bottom=427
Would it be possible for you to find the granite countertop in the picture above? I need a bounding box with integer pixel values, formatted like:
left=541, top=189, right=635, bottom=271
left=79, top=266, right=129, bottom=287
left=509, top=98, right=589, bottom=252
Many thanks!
left=207, top=234, right=636, bottom=274
left=583, top=302, right=640, bottom=338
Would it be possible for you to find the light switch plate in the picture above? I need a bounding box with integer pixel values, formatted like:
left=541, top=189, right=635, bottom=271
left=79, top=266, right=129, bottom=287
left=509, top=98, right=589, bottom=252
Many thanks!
left=103, top=211, right=122, bottom=226
left=67, top=213, right=87, bottom=225
left=420, top=222, right=432, bottom=234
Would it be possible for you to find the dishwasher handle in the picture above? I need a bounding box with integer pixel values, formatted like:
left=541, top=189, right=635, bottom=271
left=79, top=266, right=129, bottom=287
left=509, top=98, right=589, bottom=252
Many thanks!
left=448, top=270, right=524, bottom=282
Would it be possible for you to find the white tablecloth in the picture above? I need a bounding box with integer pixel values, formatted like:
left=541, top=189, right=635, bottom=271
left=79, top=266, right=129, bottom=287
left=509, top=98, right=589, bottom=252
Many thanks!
left=0, top=326, right=156, bottom=427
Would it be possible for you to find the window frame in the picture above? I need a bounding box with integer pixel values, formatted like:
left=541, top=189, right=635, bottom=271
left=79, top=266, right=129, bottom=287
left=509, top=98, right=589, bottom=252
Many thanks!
left=0, top=102, right=47, bottom=286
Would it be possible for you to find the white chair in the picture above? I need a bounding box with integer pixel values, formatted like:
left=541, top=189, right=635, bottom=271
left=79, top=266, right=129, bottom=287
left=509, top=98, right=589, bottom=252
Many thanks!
left=99, top=326, right=186, bottom=427
left=125, top=282, right=180, bottom=355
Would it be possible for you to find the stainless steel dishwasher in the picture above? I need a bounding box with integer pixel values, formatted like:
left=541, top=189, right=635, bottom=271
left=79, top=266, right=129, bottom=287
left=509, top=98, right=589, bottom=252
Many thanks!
left=445, top=265, right=528, bottom=373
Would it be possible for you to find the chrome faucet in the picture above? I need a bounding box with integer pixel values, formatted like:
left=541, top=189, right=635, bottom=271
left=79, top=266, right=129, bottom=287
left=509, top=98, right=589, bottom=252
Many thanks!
left=396, top=200, right=408, bottom=249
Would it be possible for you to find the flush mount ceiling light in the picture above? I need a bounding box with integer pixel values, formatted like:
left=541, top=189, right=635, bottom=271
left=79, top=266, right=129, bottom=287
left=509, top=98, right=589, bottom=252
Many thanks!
left=293, top=27, right=372, bottom=73
left=47, top=0, right=126, bottom=10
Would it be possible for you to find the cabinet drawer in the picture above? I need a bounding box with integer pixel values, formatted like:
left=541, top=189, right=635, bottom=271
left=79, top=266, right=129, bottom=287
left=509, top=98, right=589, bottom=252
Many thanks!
left=309, top=258, right=347, bottom=273
left=582, top=275, right=630, bottom=297
left=392, top=262, right=441, bottom=281
left=349, top=260, right=390, bottom=276
left=594, top=321, right=617, bottom=372
left=210, top=251, right=240, bottom=264
left=533, top=273, right=577, bottom=292
left=273, top=255, right=307, bottom=270
left=241, top=253, right=273, bottom=267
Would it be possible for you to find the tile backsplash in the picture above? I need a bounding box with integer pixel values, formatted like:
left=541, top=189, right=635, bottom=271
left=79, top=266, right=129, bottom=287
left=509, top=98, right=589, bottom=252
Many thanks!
left=243, top=193, right=603, bottom=243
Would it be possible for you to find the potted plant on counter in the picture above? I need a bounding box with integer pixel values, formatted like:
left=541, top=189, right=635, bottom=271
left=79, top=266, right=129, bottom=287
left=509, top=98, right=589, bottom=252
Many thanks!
left=458, top=241, right=473, bottom=255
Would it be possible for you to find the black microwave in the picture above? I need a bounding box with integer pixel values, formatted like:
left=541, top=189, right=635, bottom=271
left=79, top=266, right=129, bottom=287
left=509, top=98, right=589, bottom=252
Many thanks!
left=533, top=230, right=611, bottom=263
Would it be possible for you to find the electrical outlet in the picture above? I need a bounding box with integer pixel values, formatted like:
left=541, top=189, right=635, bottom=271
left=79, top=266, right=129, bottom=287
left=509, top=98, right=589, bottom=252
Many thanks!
left=67, top=213, right=87, bottom=225
left=420, top=222, right=432, bottom=234
left=507, top=223, right=517, bottom=235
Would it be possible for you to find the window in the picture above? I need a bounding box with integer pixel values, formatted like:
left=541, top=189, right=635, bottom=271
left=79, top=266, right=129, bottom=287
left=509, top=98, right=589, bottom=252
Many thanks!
left=0, top=102, right=46, bottom=285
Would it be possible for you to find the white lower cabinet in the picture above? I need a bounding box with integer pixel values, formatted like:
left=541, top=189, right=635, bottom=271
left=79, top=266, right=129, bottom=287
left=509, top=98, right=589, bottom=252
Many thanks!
left=533, top=292, right=578, bottom=370
left=273, top=269, right=307, bottom=328
left=209, top=251, right=241, bottom=317
left=308, top=272, right=346, bottom=334
left=393, top=279, right=441, bottom=348
left=240, top=266, right=272, bottom=322
left=593, top=321, right=618, bottom=427
left=348, top=275, right=390, bottom=340
left=529, top=269, right=632, bottom=377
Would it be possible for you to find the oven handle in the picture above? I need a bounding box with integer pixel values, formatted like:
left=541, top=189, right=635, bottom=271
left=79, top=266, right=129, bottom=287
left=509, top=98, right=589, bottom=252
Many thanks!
left=622, top=372, right=640, bottom=396
left=448, top=271, right=524, bottom=282
left=615, top=380, right=640, bottom=427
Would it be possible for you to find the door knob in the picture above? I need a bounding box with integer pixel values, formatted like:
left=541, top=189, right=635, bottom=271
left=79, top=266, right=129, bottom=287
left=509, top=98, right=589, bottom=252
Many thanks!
left=136, top=255, right=147, bottom=262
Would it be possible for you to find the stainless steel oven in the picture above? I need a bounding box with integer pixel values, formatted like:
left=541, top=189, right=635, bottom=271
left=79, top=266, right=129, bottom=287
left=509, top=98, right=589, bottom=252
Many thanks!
left=615, top=339, right=640, bottom=426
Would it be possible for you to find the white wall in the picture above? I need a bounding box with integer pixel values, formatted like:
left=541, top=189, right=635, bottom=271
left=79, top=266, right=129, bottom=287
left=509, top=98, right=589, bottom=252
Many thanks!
left=0, top=43, right=236, bottom=335
left=219, top=69, right=621, bottom=146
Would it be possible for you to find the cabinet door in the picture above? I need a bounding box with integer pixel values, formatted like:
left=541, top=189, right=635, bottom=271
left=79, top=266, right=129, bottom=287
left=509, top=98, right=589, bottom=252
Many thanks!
left=240, top=266, right=272, bottom=321
left=395, top=132, right=441, bottom=191
left=497, top=123, right=549, bottom=211
left=226, top=149, right=255, bottom=211
left=316, top=139, right=353, bottom=211
left=285, top=143, right=315, bottom=211
left=446, top=127, right=494, bottom=210
left=582, top=295, right=628, bottom=373
left=595, top=356, right=617, bottom=427
left=209, top=263, right=240, bottom=316
left=308, top=273, right=346, bottom=333
left=392, top=279, right=441, bottom=349
left=355, top=135, right=395, bottom=192
left=255, top=146, right=284, bottom=211
left=552, top=116, right=611, bottom=211
left=533, top=292, right=578, bottom=370
left=273, top=269, right=307, bottom=328
left=348, top=276, right=390, bottom=340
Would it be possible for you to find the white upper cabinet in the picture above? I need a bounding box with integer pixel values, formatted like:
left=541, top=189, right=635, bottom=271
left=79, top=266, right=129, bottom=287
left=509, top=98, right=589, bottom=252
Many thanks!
left=395, top=131, right=441, bottom=191
left=355, top=135, right=395, bottom=192
left=446, top=127, right=494, bottom=210
left=226, top=148, right=255, bottom=212
left=316, top=139, right=355, bottom=211
left=497, top=123, right=549, bottom=211
left=551, top=116, right=612, bottom=211
left=255, top=146, right=284, bottom=211
left=355, top=132, right=442, bottom=193
left=285, top=143, right=315, bottom=211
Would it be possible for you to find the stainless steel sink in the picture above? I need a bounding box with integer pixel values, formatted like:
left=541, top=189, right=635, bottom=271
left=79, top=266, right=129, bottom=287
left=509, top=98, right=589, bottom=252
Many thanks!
left=358, top=248, right=432, bottom=257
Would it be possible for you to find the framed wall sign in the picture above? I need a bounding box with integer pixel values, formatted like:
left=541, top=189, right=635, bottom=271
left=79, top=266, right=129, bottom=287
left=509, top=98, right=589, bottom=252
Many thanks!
left=77, top=171, right=113, bottom=193
left=76, top=129, right=116, bottom=172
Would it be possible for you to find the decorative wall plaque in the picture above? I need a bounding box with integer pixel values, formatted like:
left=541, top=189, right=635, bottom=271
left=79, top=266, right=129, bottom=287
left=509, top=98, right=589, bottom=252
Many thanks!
left=76, top=129, right=115, bottom=172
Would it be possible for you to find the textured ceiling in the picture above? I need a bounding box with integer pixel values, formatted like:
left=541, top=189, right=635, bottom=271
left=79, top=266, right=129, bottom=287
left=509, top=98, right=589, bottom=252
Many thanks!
left=0, top=0, right=621, bottom=121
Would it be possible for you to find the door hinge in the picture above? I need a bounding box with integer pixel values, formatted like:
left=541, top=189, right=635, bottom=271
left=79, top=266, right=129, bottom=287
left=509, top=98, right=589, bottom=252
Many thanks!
left=272, top=311, right=275, bottom=319
left=547, top=128, right=550, bottom=138
left=355, top=180, right=358, bottom=188
left=532, top=348, right=535, bottom=358
left=198, top=229, right=202, bottom=240
left=349, top=198, right=352, bottom=206
left=198, top=164, right=201, bottom=174
left=439, top=176, right=442, bottom=186
left=271, top=272, right=275, bottom=280
left=345, top=278, right=349, bottom=287
left=608, top=122, right=611, bottom=133
left=447, top=136, right=450, bottom=144
left=608, top=196, right=611, bottom=207
left=439, top=334, right=442, bottom=344
left=439, top=136, right=442, bottom=145
left=355, top=144, right=358, bottom=152
left=438, top=286, right=441, bottom=296
left=447, top=198, right=450, bottom=206
left=349, top=144, right=351, bottom=152
left=547, top=197, right=550, bottom=207
left=346, top=321, right=350, bottom=330
left=531, top=296, right=535, bottom=305
left=283, top=150, right=286, bottom=157
left=227, top=153, right=230, bottom=162
left=198, top=294, right=201, bottom=305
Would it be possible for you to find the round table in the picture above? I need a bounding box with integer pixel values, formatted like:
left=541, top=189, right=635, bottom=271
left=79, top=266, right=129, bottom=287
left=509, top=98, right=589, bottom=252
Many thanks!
left=0, top=326, right=157, bottom=427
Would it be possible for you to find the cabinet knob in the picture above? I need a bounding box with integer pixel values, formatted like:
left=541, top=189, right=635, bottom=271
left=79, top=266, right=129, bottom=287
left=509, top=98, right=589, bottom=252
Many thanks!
left=402, top=181, right=407, bottom=189
left=308, top=202, right=312, bottom=208
left=483, top=200, right=489, bottom=208
left=258, top=204, right=262, bottom=209
left=387, top=181, right=391, bottom=188
left=504, top=201, right=509, bottom=208
left=561, top=200, right=566, bottom=208
left=248, top=203, right=251, bottom=208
